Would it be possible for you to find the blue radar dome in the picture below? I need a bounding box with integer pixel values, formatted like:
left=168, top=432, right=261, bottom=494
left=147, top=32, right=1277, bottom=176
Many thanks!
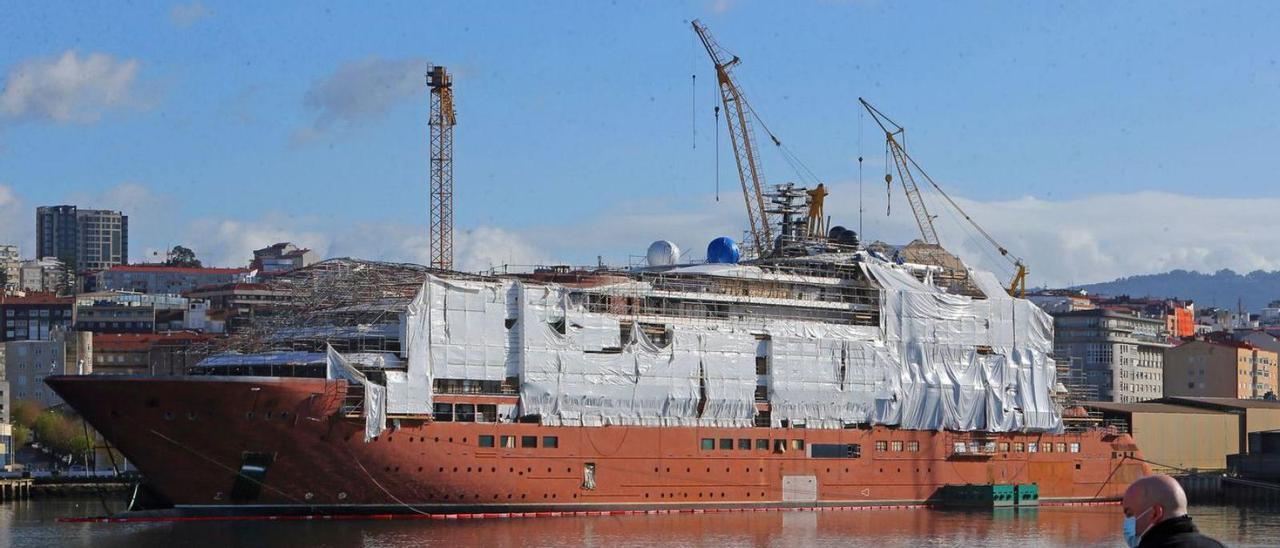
left=706, top=237, right=741, bottom=264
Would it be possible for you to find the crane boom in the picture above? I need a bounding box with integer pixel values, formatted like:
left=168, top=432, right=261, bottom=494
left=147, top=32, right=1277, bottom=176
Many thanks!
left=693, top=20, right=775, bottom=257
left=859, top=97, right=1028, bottom=298
left=859, top=98, right=939, bottom=245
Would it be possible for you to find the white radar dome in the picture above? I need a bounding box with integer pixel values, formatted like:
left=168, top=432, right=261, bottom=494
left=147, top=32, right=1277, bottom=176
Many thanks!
left=646, top=240, right=680, bottom=267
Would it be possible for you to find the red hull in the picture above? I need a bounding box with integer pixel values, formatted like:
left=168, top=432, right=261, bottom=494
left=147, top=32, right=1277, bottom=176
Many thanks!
left=48, top=375, right=1149, bottom=514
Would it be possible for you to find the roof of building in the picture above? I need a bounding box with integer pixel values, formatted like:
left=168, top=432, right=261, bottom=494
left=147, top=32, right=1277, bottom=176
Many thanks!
left=102, top=265, right=250, bottom=275
left=93, top=332, right=217, bottom=352
left=0, top=293, right=74, bottom=306
left=1081, top=401, right=1226, bottom=415
left=1158, top=396, right=1280, bottom=410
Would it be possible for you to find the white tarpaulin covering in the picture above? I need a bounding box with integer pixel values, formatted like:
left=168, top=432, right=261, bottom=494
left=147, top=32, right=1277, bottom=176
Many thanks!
left=326, top=345, right=387, bottom=441
left=862, top=262, right=1060, bottom=432
left=392, top=259, right=1060, bottom=433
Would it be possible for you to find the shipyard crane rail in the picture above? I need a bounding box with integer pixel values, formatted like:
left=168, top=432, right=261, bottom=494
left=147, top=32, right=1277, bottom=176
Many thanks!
left=692, top=20, right=775, bottom=257
left=858, top=98, right=1028, bottom=298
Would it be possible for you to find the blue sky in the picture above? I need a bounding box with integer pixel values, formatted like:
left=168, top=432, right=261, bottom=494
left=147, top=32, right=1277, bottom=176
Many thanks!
left=1, top=1, right=1278, bottom=285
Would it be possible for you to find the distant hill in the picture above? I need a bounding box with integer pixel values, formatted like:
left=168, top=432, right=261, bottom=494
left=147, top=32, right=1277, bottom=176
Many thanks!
left=1073, top=269, right=1280, bottom=312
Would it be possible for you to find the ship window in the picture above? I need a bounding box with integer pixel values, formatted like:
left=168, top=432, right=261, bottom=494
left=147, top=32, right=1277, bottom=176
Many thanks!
left=1027, top=443, right=1038, bottom=453
left=719, top=439, right=733, bottom=450
left=1070, top=442, right=1081, bottom=453
left=500, top=435, right=516, bottom=448
left=774, top=439, right=786, bottom=453
left=811, top=443, right=861, bottom=459
left=755, top=356, right=768, bottom=375
left=1042, top=442, right=1052, bottom=453
left=998, top=442, right=1010, bottom=452
left=890, top=441, right=903, bottom=452
left=433, top=403, right=453, bottom=422
left=1055, top=443, right=1067, bottom=453
left=542, top=436, right=558, bottom=449
left=907, top=441, right=920, bottom=452
left=701, top=438, right=715, bottom=450
left=755, top=439, right=769, bottom=450
left=791, top=439, right=804, bottom=451
left=875, top=441, right=888, bottom=452
left=521, top=436, right=538, bottom=448
left=953, top=442, right=966, bottom=454
left=738, top=439, right=751, bottom=450
left=455, top=404, right=475, bottom=422
left=479, top=435, right=495, bottom=448
left=1014, top=442, right=1025, bottom=452
left=984, top=442, right=997, bottom=453
left=477, top=404, right=498, bottom=422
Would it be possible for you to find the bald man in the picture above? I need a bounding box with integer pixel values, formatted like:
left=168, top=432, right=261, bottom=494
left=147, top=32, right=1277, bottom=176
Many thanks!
left=1121, top=474, right=1225, bottom=547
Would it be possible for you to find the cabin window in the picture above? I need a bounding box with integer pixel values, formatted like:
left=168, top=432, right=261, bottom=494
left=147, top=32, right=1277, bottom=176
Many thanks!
left=1042, top=442, right=1053, bottom=453
left=756, top=356, right=768, bottom=375
left=984, top=441, right=997, bottom=453
left=542, top=436, right=559, bottom=449
left=737, top=439, right=751, bottom=450
left=907, top=441, right=920, bottom=452
left=890, top=441, right=903, bottom=452
left=1027, top=442, right=1038, bottom=453
left=477, top=404, right=498, bottom=422
left=478, top=435, right=495, bottom=448
left=1069, top=442, right=1081, bottom=453
left=701, top=438, right=715, bottom=451
left=521, top=436, right=538, bottom=448
left=1014, top=442, right=1025, bottom=452
left=500, top=435, right=516, bottom=448
left=998, top=442, right=1010, bottom=452
left=455, top=404, right=475, bottom=422
left=812, top=443, right=861, bottom=459
left=433, top=403, right=453, bottom=422
left=719, top=438, right=733, bottom=450
left=953, top=442, right=967, bottom=454
left=1056, top=443, right=1067, bottom=453
left=755, top=439, right=769, bottom=450
left=791, top=439, right=805, bottom=451
left=875, top=441, right=888, bottom=452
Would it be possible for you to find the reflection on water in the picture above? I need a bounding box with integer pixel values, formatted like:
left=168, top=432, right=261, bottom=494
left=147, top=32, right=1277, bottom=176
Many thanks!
left=3, top=499, right=1278, bottom=548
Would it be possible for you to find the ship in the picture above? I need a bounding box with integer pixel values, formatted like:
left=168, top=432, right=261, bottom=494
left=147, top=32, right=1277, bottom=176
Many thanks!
left=47, top=234, right=1149, bottom=517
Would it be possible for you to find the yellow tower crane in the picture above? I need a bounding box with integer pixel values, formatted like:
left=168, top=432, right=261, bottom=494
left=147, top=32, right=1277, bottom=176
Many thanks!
left=692, top=20, right=776, bottom=257
left=427, top=65, right=456, bottom=271
left=859, top=98, right=1028, bottom=298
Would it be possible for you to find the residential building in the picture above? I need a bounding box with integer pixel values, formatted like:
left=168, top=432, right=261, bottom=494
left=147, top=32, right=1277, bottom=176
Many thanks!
left=18, top=257, right=65, bottom=293
left=92, top=264, right=251, bottom=295
left=1028, top=290, right=1095, bottom=315
left=0, top=244, right=18, bottom=292
left=251, top=242, right=316, bottom=275
left=187, top=282, right=292, bottom=333
left=36, top=205, right=129, bottom=271
left=72, top=292, right=217, bottom=334
left=1163, top=339, right=1278, bottom=399
left=0, top=293, right=74, bottom=342
left=2, top=328, right=92, bottom=409
left=92, top=332, right=215, bottom=375
left=1053, top=309, right=1172, bottom=403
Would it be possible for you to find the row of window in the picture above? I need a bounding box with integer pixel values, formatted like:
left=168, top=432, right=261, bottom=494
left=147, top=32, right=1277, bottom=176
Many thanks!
left=953, top=441, right=1081, bottom=454
left=477, top=435, right=558, bottom=449
left=873, top=440, right=920, bottom=452
left=700, top=438, right=805, bottom=452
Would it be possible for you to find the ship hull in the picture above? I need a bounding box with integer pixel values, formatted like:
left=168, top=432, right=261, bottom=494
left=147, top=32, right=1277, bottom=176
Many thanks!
left=48, top=375, right=1148, bottom=515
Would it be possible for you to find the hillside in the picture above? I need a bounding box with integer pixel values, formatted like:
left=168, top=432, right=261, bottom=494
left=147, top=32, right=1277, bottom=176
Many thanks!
left=1073, top=269, right=1280, bottom=312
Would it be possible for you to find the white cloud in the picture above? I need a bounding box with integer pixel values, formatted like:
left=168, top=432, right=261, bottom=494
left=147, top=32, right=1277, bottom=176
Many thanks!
left=294, top=56, right=428, bottom=143
left=170, top=2, right=211, bottom=28
left=0, top=51, right=143, bottom=124
left=0, top=183, right=31, bottom=254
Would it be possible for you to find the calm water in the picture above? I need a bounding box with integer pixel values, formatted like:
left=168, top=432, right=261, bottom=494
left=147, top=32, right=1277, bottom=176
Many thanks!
left=3, top=498, right=1278, bottom=547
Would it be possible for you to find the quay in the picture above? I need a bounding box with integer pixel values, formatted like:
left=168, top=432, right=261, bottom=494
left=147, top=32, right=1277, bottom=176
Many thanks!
left=1, top=478, right=34, bottom=500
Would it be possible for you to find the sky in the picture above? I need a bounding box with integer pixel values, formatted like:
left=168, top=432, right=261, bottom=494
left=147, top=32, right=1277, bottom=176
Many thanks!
left=0, top=1, right=1278, bottom=286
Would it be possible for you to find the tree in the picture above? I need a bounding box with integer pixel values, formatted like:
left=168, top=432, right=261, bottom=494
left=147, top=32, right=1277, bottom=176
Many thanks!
left=11, top=399, right=40, bottom=427
left=165, top=245, right=202, bottom=268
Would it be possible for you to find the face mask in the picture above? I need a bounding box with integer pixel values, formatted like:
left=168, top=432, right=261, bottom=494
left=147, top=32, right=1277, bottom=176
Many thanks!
left=1123, top=506, right=1154, bottom=548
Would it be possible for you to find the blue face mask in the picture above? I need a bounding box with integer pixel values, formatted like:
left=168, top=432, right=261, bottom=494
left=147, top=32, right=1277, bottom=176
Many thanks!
left=1123, top=506, right=1154, bottom=548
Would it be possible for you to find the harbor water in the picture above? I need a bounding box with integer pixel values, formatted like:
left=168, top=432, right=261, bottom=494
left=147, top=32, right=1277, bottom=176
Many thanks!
left=3, top=499, right=1279, bottom=547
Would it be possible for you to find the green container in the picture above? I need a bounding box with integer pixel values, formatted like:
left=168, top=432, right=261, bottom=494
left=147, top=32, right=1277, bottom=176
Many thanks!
left=936, top=484, right=1016, bottom=508
left=1015, top=483, right=1040, bottom=506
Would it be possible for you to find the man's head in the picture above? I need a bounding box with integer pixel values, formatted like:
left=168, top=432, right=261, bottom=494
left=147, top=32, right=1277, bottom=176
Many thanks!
left=1123, top=474, right=1189, bottom=535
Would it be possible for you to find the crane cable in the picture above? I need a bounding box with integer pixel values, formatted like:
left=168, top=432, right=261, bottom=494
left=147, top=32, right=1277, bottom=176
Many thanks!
left=902, top=148, right=1021, bottom=267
